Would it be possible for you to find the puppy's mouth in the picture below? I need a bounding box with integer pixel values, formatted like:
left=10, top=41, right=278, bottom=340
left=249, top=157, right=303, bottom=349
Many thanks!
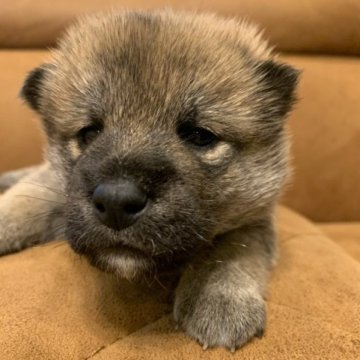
left=86, top=242, right=155, bottom=280
left=66, top=187, right=215, bottom=279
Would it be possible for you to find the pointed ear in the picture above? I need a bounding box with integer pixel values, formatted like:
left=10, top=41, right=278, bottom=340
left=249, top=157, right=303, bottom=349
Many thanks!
left=20, top=65, right=48, bottom=111
left=257, top=60, right=300, bottom=118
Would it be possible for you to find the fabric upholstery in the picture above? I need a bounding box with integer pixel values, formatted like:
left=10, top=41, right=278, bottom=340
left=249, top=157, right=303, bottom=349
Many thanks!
left=281, top=55, right=360, bottom=222
left=0, top=206, right=359, bottom=359
left=319, top=223, right=360, bottom=262
left=1, top=0, right=360, bottom=55
left=0, top=50, right=45, bottom=171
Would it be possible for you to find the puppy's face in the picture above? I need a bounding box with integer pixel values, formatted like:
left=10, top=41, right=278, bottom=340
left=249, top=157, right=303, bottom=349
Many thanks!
left=21, top=11, right=298, bottom=279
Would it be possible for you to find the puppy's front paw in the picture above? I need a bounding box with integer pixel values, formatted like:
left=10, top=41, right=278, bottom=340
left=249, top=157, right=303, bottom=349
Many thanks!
left=0, top=166, right=39, bottom=193
left=174, top=283, right=266, bottom=351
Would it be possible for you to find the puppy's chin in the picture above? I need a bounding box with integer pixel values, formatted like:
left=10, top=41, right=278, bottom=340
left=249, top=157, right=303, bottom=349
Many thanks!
left=86, top=246, right=154, bottom=281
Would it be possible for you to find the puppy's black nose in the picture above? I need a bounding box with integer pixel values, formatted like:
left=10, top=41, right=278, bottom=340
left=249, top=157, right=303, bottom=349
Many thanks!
left=92, top=180, right=148, bottom=231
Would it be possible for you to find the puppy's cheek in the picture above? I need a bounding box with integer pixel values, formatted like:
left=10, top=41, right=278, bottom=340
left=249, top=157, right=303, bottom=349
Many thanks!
left=199, top=142, right=233, bottom=166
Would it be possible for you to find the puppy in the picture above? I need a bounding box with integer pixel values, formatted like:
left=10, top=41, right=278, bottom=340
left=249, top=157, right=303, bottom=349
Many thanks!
left=0, top=10, right=298, bottom=351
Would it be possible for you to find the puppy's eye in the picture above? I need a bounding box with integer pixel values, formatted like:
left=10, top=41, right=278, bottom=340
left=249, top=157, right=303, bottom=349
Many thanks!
left=77, top=125, right=102, bottom=147
left=177, top=123, right=219, bottom=147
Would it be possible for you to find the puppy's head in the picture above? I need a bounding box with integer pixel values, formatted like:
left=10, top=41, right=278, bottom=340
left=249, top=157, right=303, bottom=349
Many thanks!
left=21, top=10, right=298, bottom=279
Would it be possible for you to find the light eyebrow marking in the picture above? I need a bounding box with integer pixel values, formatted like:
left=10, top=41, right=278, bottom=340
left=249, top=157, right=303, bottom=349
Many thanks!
left=68, top=139, right=81, bottom=159
left=201, top=142, right=232, bottom=165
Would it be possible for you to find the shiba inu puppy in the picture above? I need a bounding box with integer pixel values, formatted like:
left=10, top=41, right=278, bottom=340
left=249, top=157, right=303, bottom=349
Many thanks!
left=0, top=10, right=298, bottom=350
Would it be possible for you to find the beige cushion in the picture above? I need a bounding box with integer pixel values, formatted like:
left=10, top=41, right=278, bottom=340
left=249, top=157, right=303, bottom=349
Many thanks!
left=0, top=206, right=359, bottom=359
left=281, top=55, right=360, bottom=222
left=319, top=222, right=360, bottom=262
left=0, top=50, right=45, bottom=171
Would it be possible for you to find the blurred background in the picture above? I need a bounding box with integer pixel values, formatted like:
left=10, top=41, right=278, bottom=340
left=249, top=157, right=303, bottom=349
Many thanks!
left=0, top=0, right=359, bottom=223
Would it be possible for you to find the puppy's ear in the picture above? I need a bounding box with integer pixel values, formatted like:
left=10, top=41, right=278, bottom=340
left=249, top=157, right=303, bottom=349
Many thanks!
left=257, top=60, right=300, bottom=118
left=20, top=65, right=49, bottom=111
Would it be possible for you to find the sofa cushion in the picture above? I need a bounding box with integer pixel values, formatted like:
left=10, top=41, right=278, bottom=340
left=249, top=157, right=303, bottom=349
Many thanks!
left=1, top=0, right=360, bottom=55
left=319, top=223, right=360, bottom=262
left=281, top=55, right=360, bottom=222
left=0, top=50, right=45, bottom=172
left=0, top=206, right=359, bottom=359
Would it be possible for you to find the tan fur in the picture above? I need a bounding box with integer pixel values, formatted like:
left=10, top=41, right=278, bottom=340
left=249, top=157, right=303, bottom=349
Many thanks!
left=68, top=140, right=82, bottom=159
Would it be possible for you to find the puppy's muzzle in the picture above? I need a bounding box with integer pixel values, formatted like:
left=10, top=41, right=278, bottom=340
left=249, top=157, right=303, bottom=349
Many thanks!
left=92, top=180, right=148, bottom=231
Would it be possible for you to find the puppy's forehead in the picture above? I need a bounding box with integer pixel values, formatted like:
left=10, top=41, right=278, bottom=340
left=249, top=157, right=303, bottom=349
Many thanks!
left=46, top=11, right=273, bottom=133
left=53, top=11, right=270, bottom=91
left=58, top=11, right=269, bottom=67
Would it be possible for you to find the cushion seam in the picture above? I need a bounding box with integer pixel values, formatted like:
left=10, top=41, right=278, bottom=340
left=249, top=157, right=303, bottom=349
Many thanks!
left=84, top=303, right=360, bottom=359
left=278, top=231, right=323, bottom=244
left=83, top=313, right=171, bottom=360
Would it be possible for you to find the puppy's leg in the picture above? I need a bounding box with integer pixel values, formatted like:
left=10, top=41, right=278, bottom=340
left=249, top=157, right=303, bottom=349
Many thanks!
left=174, top=219, right=275, bottom=351
left=0, top=165, right=42, bottom=193
left=0, top=162, right=65, bottom=255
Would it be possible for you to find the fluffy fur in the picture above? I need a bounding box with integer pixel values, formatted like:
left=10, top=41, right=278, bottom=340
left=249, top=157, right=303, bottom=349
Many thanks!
left=0, top=10, right=298, bottom=351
